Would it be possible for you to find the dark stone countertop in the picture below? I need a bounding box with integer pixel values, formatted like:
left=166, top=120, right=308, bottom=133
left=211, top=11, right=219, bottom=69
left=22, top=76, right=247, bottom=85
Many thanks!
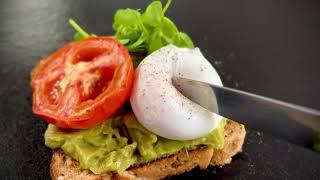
left=0, top=0, right=320, bottom=179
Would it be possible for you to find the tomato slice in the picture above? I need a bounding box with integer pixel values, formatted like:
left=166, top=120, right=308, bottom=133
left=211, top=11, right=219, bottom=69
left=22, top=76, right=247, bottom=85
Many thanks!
left=31, top=37, right=134, bottom=129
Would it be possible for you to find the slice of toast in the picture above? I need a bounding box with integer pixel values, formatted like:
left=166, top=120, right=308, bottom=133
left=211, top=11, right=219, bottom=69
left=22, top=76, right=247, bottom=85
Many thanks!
left=50, top=120, right=246, bottom=180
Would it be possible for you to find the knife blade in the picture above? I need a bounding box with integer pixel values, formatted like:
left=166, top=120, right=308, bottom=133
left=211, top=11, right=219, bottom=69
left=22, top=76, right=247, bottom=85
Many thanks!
left=173, top=77, right=320, bottom=147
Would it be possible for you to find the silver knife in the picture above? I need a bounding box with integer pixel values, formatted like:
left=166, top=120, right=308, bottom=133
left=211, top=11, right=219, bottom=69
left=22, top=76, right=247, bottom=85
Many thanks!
left=173, top=77, right=320, bottom=147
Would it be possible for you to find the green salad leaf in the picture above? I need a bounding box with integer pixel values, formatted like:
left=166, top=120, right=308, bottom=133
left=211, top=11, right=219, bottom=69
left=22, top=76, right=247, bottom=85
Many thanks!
left=113, top=8, right=149, bottom=52
left=142, top=1, right=163, bottom=28
left=69, top=0, right=194, bottom=54
left=113, top=0, right=194, bottom=53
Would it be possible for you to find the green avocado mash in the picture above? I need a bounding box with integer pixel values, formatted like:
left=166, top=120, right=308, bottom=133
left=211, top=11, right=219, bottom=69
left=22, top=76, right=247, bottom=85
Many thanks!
left=44, top=118, right=137, bottom=174
left=124, top=113, right=226, bottom=162
left=44, top=115, right=226, bottom=174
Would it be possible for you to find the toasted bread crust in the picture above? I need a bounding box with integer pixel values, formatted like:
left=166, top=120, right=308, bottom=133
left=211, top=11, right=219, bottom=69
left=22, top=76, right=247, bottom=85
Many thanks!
left=50, top=149, right=111, bottom=180
left=50, top=120, right=246, bottom=180
left=127, top=147, right=213, bottom=179
left=211, top=120, right=246, bottom=166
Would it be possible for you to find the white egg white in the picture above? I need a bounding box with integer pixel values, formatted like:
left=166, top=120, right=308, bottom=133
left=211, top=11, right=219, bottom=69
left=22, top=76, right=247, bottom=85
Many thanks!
left=130, top=45, right=223, bottom=140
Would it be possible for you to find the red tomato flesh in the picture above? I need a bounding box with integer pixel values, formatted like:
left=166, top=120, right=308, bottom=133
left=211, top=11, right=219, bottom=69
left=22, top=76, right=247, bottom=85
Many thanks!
left=31, top=37, right=134, bottom=129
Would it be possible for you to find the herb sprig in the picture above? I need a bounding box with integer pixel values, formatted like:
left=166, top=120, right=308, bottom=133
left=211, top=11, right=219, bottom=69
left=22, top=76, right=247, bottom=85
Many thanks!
left=69, top=0, right=194, bottom=54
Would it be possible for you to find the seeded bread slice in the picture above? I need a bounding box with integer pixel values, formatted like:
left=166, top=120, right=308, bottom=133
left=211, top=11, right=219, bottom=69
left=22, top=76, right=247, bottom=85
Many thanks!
left=50, top=120, right=246, bottom=180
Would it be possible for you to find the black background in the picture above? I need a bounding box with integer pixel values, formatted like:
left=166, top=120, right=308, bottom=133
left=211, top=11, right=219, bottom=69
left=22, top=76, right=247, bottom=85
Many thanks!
left=0, top=0, right=320, bottom=179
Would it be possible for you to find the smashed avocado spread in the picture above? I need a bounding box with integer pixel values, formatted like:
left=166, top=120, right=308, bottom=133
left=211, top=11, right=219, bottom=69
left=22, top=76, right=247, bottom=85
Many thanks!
left=45, top=114, right=226, bottom=175
left=45, top=118, right=137, bottom=174
left=123, top=113, right=226, bottom=162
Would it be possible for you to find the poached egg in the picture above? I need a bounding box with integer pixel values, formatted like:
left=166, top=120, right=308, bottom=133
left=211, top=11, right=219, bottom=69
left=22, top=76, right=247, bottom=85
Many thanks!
left=130, top=45, right=223, bottom=140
